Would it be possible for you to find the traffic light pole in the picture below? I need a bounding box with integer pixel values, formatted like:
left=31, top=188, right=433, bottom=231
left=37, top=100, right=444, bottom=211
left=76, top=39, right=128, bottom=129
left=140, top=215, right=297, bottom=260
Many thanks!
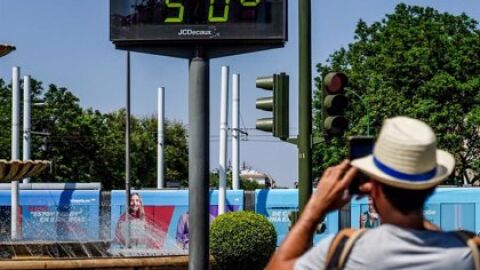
left=298, top=0, right=312, bottom=215
left=188, top=47, right=210, bottom=270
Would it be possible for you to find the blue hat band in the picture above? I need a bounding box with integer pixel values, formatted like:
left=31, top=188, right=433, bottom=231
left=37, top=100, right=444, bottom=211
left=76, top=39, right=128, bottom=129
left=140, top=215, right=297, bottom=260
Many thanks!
left=373, top=156, right=437, bottom=182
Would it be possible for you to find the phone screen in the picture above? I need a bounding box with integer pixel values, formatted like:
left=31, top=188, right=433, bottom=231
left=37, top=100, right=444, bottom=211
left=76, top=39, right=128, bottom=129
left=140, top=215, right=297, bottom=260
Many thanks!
left=349, top=136, right=374, bottom=194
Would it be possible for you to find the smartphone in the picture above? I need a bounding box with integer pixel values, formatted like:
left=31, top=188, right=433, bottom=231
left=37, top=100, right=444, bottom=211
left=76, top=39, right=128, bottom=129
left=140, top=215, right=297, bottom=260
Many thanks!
left=348, top=136, right=375, bottom=194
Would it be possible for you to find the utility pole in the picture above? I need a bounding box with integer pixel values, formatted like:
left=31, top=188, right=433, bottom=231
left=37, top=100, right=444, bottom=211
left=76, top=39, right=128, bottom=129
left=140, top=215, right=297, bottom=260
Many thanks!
left=298, top=0, right=312, bottom=214
left=23, top=75, right=31, bottom=184
left=232, top=73, right=240, bottom=190
left=188, top=47, right=210, bottom=270
left=11, top=66, right=20, bottom=240
left=218, top=66, right=229, bottom=214
left=157, top=87, right=165, bottom=189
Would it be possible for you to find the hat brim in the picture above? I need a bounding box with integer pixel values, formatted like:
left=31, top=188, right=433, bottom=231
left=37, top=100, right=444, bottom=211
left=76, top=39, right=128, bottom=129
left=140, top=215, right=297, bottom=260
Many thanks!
left=351, top=150, right=455, bottom=190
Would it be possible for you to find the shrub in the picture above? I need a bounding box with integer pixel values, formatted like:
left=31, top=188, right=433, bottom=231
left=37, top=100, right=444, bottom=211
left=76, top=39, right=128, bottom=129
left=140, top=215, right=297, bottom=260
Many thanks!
left=210, top=211, right=277, bottom=270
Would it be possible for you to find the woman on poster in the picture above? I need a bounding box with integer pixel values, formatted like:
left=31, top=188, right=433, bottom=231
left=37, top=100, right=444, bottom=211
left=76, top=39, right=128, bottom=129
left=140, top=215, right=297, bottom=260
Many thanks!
left=115, top=192, right=165, bottom=249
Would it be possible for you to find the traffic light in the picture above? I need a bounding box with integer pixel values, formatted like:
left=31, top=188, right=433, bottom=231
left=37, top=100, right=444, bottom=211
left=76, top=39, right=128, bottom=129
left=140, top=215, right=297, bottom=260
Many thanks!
left=322, top=72, right=349, bottom=136
left=255, top=73, right=289, bottom=140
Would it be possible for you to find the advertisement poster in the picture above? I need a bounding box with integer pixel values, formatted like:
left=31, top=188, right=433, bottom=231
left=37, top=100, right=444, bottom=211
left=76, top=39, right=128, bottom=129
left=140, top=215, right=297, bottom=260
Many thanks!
left=351, top=188, right=479, bottom=233
left=255, top=189, right=339, bottom=246
left=110, top=190, right=243, bottom=254
left=21, top=190, right=100, bottom=241
left=0, top=190, right=100, bottom=241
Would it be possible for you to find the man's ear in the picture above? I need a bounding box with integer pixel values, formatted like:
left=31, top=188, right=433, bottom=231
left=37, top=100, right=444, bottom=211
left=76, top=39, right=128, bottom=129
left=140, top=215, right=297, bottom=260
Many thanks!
left=358, top=181, right=373, bottom=194
left=369, top=180, right=382, bottom=200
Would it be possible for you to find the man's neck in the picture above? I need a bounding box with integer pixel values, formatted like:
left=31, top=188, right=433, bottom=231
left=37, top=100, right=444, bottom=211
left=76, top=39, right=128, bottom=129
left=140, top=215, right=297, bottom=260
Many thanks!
left=380, top=208, right=425, bottom=230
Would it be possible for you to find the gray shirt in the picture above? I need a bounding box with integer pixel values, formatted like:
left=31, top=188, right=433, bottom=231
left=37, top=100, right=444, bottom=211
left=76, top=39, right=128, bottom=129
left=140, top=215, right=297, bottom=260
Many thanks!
left=295, top=224, right=473, bottom=270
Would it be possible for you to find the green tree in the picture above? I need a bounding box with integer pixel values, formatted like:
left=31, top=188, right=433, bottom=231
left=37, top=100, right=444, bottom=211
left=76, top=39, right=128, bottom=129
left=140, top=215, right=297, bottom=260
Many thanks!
left=0, top=77, right=189, bottom=189
left=313, top=4, right=480, bottom=185
left=129, top=115, right=188, bottom=188
left=0, top=79, right=12, bottom=159
left=80, top=109, right=124, bottom=190
left=209, top=171, right=266, bottom=190
left=163, top=119, right=188, bottom=187
left=33, top=83, right=99, bottom=182
left=0, top=78, right=44, bottom=160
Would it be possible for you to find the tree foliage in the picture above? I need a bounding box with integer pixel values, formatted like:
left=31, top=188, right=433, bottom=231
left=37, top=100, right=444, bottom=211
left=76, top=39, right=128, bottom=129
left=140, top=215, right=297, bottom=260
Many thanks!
left=313, top=4, right=480, bottom=185
left=0, top=78, right=189, bottom=189
left=209, top=171, right=266, bottom=191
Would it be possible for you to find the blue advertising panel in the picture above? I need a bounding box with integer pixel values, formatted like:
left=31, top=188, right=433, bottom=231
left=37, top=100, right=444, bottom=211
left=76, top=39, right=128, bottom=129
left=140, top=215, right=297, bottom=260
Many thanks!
left=351, top=188, right=479, bottom=233
left=255, top=189, right=339, bottom=246
left=110, top=190, right=244, bottom=253
left=0, top=190, right=100, bottom=241
left=427, top=188, right=478, bottom=232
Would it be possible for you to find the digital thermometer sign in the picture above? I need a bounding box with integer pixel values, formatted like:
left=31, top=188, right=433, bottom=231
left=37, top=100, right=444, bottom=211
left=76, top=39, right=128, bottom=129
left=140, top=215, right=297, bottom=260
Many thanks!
left=110, top=0, right=287, bottom=45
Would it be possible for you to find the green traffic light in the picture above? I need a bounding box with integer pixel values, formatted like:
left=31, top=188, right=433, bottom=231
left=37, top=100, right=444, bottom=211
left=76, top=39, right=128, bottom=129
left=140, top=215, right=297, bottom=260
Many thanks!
left=255, top=73, right=289, bottom=140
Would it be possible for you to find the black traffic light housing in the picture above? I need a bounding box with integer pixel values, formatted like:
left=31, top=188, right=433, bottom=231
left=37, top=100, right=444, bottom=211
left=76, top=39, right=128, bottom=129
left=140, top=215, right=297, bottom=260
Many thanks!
left=322, top=72, right=349, bottom=137
left=256, top=72, right=289, bottom=140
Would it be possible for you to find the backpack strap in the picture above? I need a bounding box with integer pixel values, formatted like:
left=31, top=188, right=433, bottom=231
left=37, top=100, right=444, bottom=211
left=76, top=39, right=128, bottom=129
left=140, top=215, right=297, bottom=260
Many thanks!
left=452, top=230, right=480, bottom=270
left=325, top=228, right=366, bottom=270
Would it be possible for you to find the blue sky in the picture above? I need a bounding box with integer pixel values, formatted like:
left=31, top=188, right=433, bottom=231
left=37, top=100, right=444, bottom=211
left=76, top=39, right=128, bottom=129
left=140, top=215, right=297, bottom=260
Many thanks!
left=0, top=0, right=479, bottom=187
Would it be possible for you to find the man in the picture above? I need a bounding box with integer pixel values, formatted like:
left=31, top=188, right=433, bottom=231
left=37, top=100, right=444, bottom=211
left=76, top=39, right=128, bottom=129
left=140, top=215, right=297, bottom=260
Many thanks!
left=267, top=116, right=474, bottom=270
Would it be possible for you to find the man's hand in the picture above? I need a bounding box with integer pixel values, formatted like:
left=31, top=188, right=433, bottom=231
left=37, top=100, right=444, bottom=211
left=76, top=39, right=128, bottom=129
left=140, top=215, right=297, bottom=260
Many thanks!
left=266, top=160, right=358, bottom=270
left=305, top=160, right=358, bottom=217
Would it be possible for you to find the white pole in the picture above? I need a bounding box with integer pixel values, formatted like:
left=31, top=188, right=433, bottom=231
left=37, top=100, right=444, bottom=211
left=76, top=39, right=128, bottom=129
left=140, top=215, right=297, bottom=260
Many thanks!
left=157, top=87, right=165, bottom=189
left=11, top=66, right=20, bottom=240
left=23, top=75, right=31, bottom=184
left=11, top=67, right=20, bottom=160
left=218, top=66, right=229, bottom=214
left=232, top=73, right=240, bottom=190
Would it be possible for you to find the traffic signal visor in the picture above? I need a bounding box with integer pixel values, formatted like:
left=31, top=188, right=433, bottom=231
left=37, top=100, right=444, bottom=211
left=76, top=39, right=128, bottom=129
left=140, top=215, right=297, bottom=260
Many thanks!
left=256, top=75, right=275, bottom=133
left=256, top=76, right=275, bottom=90
left=255, top=73, right=289, bottom=140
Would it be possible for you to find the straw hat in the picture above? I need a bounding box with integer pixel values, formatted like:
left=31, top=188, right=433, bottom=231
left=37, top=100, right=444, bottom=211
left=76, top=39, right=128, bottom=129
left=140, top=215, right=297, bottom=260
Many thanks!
left=351, top=116, right=455, bottom=190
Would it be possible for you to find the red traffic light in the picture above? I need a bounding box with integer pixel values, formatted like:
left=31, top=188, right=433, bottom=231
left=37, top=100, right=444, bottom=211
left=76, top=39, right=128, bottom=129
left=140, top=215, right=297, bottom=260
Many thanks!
left=324, top=72, right=348, bottom=94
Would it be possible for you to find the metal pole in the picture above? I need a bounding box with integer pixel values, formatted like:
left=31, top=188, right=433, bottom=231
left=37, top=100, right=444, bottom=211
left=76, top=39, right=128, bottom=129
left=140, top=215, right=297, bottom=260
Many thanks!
left=347, top=90, right=371, bottom=136
left=11, top=66, right=20, bottom=240
left=298, top=0, right=312, bottom=214
left=23, top=75, right=31, bottom=184
left=157, top=87, right=165, bottom=189
left=188, top=47, right=209, bottom=270
left=231, top=73, right=240, bottom=190
left=218, top=66, right=229, bottom=214
left=125, top=51, right=131, bottom=248
left=11, top=67, right=20, bottom=158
